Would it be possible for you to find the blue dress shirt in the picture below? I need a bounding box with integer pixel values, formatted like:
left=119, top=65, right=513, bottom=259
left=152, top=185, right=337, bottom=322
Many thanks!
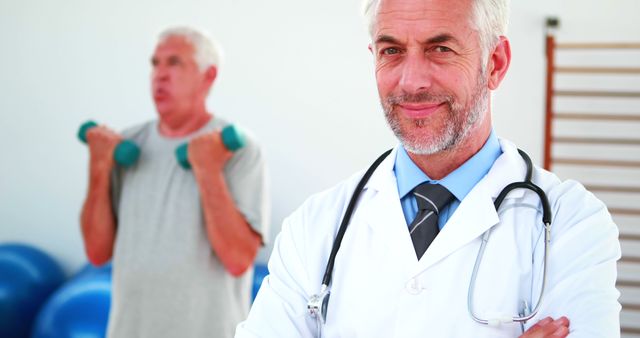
left=394, top=130, right=502, bottom=229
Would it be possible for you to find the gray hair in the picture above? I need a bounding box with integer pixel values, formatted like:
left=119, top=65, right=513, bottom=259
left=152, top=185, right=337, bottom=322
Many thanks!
left=362, top=0, right=509, bottom=62
left=158, top=26, right=223, bottom=72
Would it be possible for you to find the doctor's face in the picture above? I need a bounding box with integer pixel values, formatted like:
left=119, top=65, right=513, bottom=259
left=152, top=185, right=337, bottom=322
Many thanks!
left=371, top=0, right=490, bottom=155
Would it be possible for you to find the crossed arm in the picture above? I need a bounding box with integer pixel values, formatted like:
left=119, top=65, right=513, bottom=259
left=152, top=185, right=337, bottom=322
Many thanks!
left=520, top=317, right=570, bottom=338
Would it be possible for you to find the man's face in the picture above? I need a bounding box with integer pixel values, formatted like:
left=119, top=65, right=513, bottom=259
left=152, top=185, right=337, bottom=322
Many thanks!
left=371, top=0, right=490, bottom=155
left=151, top=36, right=205, bottom=119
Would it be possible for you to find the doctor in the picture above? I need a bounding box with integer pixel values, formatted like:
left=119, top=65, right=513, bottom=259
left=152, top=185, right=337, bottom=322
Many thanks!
left=236, top=0, right=621, bottom=337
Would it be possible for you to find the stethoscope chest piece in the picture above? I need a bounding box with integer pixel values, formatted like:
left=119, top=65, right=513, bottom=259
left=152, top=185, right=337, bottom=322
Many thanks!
left=308, top=284, right=331, bottom=337
left=308, top=284, right=330, bottom=323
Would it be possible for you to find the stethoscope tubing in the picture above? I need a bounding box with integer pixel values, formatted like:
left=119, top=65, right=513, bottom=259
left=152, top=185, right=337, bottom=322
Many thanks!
left=467, top=150, right=552, bottom=325
left=310, top=148, right=552, bottom=331
left=467, top=218, right=551, bottom=325
left=322, top=149, right=392, bottom=287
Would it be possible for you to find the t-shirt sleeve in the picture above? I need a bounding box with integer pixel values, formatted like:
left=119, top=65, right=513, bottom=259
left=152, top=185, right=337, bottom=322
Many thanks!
left=223, top=131, right=270, bottom=245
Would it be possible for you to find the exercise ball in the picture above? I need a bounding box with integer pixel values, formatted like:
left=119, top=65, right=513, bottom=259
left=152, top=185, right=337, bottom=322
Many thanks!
left=0, top=243, right=65, bottom=338
left=31, top=263, right=111, bottom=338
left=252, top=263, right=269, bottom=302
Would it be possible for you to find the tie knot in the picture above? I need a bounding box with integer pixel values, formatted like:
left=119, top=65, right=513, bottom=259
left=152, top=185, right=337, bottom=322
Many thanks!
left=413, top=183, right=454, bottom=214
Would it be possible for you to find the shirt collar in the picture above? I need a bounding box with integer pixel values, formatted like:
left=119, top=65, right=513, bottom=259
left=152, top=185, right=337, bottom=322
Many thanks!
left=394, top=130, right=502, bottom=202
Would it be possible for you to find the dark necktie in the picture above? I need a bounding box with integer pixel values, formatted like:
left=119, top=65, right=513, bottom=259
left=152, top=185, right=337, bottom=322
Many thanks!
left=409, top=183, right=454, bottom=259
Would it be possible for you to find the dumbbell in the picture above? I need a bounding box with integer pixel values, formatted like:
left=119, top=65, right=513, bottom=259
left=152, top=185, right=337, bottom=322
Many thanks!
left=175, top=125, right=245, bottom=169
left=77, top=120, right=140, bottom=167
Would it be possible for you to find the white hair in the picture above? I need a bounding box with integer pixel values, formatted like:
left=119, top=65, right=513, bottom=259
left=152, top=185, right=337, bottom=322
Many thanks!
left=157, top=26, right=223, bottom=72
left=362, top=0, right=509, bottom=62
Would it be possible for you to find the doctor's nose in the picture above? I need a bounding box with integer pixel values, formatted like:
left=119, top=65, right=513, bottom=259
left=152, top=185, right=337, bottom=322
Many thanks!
left=398, top=55, right=434, bottom=95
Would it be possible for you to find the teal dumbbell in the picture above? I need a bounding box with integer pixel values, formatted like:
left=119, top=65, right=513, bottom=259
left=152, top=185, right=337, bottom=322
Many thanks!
left=175, top=125, right=245, bottom=169
left=78, top=120, right=140, bottom=167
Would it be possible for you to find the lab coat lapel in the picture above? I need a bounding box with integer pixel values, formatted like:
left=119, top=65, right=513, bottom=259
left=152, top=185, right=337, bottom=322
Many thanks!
left=360, top=147, right=418, bottom=264
left=412, top=139, right=529, bottom=275
left=413, top=180, right=499, bottom=274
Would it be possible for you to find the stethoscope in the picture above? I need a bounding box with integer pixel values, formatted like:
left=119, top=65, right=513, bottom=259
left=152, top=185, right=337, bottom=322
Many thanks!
left=307, top=148, right=552, bottom=337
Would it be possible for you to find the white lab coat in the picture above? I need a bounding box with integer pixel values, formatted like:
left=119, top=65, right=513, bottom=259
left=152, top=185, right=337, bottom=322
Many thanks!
left=237, top=139, right=621, bottom=338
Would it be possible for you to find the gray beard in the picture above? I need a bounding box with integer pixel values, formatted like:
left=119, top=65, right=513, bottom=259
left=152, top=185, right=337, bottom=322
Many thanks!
left=382, top=71, right=489, bottom=155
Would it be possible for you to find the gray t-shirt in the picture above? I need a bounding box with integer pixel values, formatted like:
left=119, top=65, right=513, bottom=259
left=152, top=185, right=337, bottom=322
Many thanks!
left=107, top=118, right=269, bottom=338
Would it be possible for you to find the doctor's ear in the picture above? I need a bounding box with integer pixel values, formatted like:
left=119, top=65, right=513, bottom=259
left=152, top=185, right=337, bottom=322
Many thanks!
left=368, top=43, right=373, bottom=54
left=487, top=36, right=511, bottom=90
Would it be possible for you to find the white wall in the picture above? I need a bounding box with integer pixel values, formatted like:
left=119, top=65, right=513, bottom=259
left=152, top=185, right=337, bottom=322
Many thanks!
left=1, top=0, right=638, bottom=274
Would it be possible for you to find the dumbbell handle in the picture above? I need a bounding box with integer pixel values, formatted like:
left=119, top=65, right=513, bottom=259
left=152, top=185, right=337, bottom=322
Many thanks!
left=175, top=125, right=245, bottom=169
left=78, top=120, right=140, bottom=167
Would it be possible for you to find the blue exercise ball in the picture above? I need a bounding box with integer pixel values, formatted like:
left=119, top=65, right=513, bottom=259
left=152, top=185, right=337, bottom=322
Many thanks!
left=252, top=263, right=269, bottom=302
left=0, top=243, right=65, bottom=338
left=32, top=263, right=112, bottom=338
